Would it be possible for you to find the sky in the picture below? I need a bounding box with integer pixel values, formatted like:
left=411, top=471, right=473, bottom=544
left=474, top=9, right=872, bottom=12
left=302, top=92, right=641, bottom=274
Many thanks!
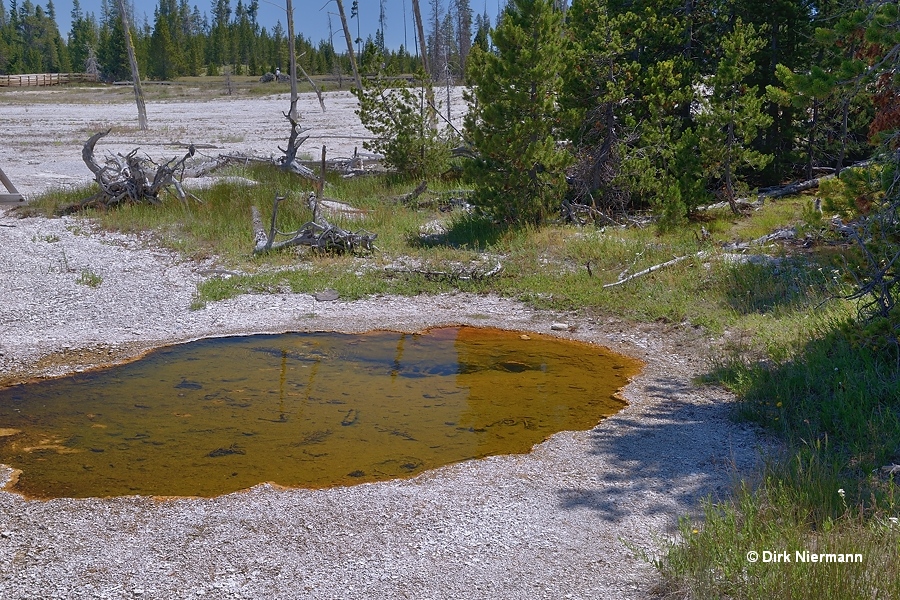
left=46, top=0, right=500, bottom=51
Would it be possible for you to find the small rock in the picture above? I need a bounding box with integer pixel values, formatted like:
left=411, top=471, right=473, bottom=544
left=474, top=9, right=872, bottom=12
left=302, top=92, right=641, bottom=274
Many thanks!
left=314, top=289, right=339, bottom=302
left=550, top=322, right=569, bottom=331
left=519, top=334, right=530, bottom=340
left=1, top=530, right=11, bottom=538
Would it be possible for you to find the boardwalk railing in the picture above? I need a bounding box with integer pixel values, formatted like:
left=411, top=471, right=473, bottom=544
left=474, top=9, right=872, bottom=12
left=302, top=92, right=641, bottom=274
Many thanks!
left=0, top=72, right=100, bottom=88
left=0, top=166, right=25, bottom=204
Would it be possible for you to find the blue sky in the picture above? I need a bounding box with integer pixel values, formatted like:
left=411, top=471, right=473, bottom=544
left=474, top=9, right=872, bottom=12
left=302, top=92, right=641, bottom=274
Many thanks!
left=45, top=0, right=498, bottom=51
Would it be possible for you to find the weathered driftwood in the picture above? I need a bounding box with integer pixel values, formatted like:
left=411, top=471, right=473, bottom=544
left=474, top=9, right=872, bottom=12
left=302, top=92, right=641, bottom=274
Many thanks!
left=695, top=166, right=876, bottom=213
left=561, top=198, right=626, bottom=226
left=62, top=130, right=195, bottom=214
left=385, top=262, right=502, bottom=283
left=274, top=103, right=320, bottom=182
left=603, top=252, right=709, bottom=288
left=251, top=195, right=376, bottom=254
left=182, top=149, right=316, bottom=181
left=384, top=180, right=429, bottom=205
left=761, top=175, right=834, bottom=200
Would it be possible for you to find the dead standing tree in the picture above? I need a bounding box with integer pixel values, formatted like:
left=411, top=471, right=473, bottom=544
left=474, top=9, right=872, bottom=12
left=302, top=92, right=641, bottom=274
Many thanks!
left=116, top=0, right=148, bottom=130
left=335, top=0, right=363, bottom=90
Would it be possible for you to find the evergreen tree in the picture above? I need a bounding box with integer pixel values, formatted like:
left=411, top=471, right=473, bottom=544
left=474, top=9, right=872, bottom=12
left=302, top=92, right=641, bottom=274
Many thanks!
left=234, top=0, right=256, bottom=70
left=561, top=0, right=642, bottom=212
left=378, top=0, right=387, bottom=51
left=732, top=0, right=816, bottom=182
left=464, top=0, right=571, bottom=226
left=697, top=19, right=772, bottom=213
left=69, top=0, right=100, bottom=73
left=0, top=2, right=8, bottom=73
left=427, top=0, right=442, bottom=78
left=11, top=0, right=70, bottom=72
left=355, top=67, right=453, bottom=178
left=471, top=10, right=489, bottom=54
left=149, top=2, right=180, bottom=79
left=453, top=0, right=472, bottom=76
left=98, top=3, right=131, bottom=80
left=208, top=0, right=231, bottom=66
left=439, top=9, right=457, bottom=80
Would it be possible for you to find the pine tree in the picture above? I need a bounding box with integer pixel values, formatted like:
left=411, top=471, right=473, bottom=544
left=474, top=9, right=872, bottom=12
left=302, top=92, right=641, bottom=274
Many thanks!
left=471, top=11, right=489, bottom=54
left=69, top=0, right=100, bottom=73
left=149, top=5, right=180, bottom=79
left=453, top=0, right=472, bottom=77
left=732, top=0, right=816, bottom=182
left=427, top=0, right=443, bottom=79
left=697, top=18, right=772, bottom=213
left=354, top=68, right=453, bottom=178
left=0, top=2, right=8, bottom=73
left=815, top=0, right=900, bottom=345
left=560, top=0, right=642, bottom=211
left=463, top=0, right=571, bottom=226
left=98, top=4, right=131, bottom=81
left=208, top=0, right=231, bottom=67
left=439, top=9, right=457, bottom=80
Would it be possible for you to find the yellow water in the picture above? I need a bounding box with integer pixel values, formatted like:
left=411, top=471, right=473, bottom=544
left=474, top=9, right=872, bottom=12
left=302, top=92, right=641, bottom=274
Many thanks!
left=0, top=327, right=641, bottom=498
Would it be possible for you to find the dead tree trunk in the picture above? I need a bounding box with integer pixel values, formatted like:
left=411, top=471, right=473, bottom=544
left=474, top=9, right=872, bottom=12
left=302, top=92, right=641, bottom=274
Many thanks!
left=278, top=105, right=318, bottom=181
left=411, top=0, right=437, bottom=128
left=285, top=0, right=300, bottom=121
left=116, top=0, right=147, bottom=131
left=412, top=0, right=429, bottom=75
left=335, top=0, right=363, bottom=90
left=297, top=58, right=326, bottom=112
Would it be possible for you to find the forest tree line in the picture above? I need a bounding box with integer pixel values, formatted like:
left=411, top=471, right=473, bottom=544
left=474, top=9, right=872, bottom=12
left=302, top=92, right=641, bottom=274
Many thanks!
left=0, top=0, right=489, bottom=82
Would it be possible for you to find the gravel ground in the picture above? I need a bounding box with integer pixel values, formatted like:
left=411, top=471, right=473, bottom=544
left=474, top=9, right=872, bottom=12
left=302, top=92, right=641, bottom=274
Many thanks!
left=0, top=89, right=763, bottom=599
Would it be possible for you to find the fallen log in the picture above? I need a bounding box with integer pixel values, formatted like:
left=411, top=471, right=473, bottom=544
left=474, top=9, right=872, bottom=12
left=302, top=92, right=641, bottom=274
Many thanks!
left=385, top=262, right=503, bottom=283
left=391, top=180, right=428, bottom=205
left=760, top=175, right=834, bottom=200
left=696, top=160, right=880, bottom=213
left=603, top=252, right=709, bottom=288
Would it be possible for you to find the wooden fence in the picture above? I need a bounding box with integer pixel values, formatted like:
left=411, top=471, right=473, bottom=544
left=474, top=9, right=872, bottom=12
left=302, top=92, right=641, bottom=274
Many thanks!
left=0, top=73, right=99, bottom=88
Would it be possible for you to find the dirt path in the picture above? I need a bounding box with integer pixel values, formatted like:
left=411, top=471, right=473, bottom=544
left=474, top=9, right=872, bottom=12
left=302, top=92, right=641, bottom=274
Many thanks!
left=0, top=89, right=761, bottom=599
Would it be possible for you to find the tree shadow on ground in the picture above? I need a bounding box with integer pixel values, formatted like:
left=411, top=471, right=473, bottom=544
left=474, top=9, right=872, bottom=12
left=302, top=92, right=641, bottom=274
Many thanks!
left=557, top=375, right=758, bottom=522
left=408, top=212, right=503, bottom=252
left=721, top=257, right=834, bottom=316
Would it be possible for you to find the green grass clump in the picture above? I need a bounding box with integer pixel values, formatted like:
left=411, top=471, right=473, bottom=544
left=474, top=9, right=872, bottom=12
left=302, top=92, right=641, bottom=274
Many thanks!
left=659, top=479, right=900, bottom=600
left=714, top=320, right=900, bottom=510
